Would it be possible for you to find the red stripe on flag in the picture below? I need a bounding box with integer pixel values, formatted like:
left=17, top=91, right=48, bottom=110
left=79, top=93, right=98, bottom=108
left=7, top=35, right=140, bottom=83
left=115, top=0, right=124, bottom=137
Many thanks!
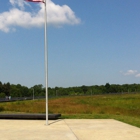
left=25, top=0, right=44, bottom=3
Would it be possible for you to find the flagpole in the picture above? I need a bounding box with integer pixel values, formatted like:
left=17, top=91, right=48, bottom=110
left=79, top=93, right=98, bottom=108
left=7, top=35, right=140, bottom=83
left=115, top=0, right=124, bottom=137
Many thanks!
left=44, top=0, right=48, bottom=125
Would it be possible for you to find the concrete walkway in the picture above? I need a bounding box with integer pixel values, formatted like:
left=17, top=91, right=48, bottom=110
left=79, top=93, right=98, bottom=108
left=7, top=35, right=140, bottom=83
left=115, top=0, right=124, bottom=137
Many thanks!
left=0, top=119, right=140, bottom=140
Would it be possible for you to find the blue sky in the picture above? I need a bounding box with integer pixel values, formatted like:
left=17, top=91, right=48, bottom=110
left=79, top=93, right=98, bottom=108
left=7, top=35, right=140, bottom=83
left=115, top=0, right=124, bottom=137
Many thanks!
left=0, top=0, right=140, bottom=88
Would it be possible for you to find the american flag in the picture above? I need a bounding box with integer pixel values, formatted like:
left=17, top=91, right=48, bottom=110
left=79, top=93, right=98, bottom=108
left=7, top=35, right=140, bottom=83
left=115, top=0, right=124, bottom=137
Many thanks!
left=25, top=0, right=45, bottom=3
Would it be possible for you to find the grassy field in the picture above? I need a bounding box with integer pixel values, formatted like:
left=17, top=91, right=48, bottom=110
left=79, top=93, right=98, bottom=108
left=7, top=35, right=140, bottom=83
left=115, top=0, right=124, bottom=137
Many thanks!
left=0, top=93, right=140, bottom=128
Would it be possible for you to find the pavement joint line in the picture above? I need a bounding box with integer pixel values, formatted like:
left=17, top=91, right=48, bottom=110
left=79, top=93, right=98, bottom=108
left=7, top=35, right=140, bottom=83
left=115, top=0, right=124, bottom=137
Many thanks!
left=64, top=119, right=79, bottom=140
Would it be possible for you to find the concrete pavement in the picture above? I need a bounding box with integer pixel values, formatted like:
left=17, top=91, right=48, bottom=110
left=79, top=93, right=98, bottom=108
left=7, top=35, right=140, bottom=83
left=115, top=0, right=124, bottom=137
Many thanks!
left=0, top=119, right=140, bottom=140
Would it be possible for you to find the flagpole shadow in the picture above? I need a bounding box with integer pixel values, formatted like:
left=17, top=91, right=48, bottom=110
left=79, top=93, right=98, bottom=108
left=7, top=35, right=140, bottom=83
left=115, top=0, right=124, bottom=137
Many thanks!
left=48, top=119, right=64, bottom=125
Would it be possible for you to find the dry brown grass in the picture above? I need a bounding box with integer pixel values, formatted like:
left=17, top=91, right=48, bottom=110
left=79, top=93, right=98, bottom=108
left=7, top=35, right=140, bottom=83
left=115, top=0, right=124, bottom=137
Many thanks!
left=0, top=93, right=140, bottom=117
left=0, top=94, right=140, bottom=127
left=48, top=94, right=140, bottom=117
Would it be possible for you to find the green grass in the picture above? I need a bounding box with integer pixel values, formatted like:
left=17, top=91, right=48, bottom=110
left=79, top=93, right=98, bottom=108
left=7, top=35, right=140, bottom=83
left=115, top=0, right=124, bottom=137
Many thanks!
left=0, top=93, right=140, bottom=128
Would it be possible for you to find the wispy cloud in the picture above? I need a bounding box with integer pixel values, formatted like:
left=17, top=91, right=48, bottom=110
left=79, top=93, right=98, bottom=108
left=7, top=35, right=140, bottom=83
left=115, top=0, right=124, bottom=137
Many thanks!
left=120, top=69, right=140, bottom=78
left=124, top=70, right=138, bottom=75
left=135, top=73, right=140, bottom=77
left=0, top=0, right=81, bottom=32
left=9, top=0, right=27, bottom=10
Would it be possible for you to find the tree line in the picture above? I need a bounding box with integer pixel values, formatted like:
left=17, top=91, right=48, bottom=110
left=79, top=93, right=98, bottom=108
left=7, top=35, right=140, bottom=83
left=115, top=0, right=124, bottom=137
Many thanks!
left=0, top=81, right=140, bottom=98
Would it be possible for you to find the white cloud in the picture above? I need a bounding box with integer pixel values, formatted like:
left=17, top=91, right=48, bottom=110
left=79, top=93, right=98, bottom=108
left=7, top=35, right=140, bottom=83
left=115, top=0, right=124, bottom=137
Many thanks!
left=135, top=73, right=140, bottom=77
left=9, top=0, right=27, bottom=10
left=120, top=70, right=137, bottom=75
left=124, top=70, right=138, bottom=75
left=0, top=0, right=81, bottom=32
left=121, top=70, right=140, bottom=78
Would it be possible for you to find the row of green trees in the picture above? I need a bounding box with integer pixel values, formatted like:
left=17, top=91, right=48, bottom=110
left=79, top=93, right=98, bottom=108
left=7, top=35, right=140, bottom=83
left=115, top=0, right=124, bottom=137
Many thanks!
left=0, top=81, right=140, bottom=98
left=49, top=83, right=140, bottom=96
left=0, top=82, right=45, bottom=98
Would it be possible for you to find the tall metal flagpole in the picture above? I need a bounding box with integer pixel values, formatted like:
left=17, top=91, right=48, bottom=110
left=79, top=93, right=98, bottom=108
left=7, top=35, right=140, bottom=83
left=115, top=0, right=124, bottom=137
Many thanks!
left=44, top=0, right=48, bottom=125
left=26, top=0, right=48, bottom=125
